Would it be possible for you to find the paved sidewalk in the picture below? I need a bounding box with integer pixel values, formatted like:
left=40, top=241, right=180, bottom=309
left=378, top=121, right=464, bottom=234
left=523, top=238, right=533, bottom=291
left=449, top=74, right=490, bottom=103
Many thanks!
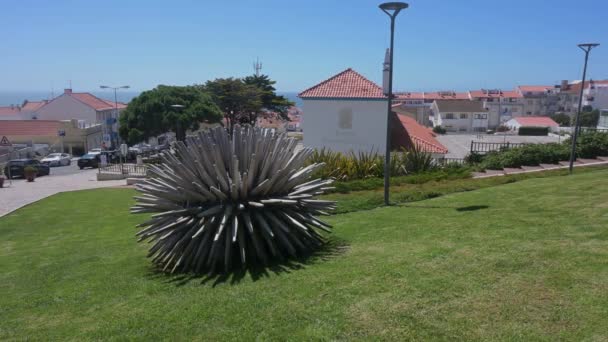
left=0, top=170, right=126, bottom=217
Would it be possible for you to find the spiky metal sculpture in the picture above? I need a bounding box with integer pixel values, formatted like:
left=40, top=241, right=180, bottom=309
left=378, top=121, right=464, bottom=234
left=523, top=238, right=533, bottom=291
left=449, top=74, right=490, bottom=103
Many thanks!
left=132, top=126, right=336, bottom=273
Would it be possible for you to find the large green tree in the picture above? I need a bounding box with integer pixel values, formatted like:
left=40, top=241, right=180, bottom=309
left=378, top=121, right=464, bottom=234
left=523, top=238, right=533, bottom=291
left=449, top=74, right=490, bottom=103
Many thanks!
left=243, top=74, right=294, bottom=120
left=201, top=78, right=262, bottom=132
left=201, top=74, right=295, bottom=133
left=119, top=85, right=222, bottom=144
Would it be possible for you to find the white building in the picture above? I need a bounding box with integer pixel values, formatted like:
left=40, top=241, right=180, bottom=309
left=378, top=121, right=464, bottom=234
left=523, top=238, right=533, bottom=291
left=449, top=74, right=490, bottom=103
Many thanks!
left=469, top=89, right=525, bottom=126
left=431, top=100, right=489, bottom=133
left=299, top=68, right=388, bottom=153
left=505, top=116, right=559, bottom=133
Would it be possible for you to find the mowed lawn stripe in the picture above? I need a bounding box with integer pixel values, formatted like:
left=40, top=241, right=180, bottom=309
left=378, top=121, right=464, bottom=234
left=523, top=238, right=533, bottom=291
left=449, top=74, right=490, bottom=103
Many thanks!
left=1, top=170, right=607, bottom=340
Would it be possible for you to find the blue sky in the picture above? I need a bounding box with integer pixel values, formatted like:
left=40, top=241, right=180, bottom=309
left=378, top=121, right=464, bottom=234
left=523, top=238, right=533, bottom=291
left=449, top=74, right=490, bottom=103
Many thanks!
left=1, top=0, right=607, bottom=93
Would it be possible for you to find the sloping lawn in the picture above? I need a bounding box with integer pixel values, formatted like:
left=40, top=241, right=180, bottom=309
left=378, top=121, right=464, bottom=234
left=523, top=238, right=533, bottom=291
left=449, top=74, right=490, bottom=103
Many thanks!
left=1, top=169, right=607, bottom=340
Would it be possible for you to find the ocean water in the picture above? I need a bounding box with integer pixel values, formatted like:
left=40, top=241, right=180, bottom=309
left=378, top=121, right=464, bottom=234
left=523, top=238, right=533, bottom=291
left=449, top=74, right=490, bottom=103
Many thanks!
left=0, top=91, right=302, bottom=108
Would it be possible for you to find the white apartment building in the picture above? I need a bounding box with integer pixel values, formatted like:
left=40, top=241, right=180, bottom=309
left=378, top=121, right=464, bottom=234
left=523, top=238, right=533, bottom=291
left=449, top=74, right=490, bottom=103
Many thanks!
left=469, top=89, right=524, bottom=127
left=431, top=100, right=490, bottom=133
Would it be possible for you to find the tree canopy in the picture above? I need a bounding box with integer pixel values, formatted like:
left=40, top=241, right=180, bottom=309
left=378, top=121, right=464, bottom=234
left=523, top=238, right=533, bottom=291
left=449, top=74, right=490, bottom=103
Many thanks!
left=243, top=74, right=294, bottom=120
left=201, top=74, right=294, bottom=133
left=119, top=85, right=222, bottom=144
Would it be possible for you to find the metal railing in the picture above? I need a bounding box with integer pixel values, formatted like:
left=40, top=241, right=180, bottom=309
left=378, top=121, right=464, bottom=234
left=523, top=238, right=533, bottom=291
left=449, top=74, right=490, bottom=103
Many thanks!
left=98, top=163, right=147, bottom=176
left=470, top=141, right=527, bottom=154
left=437, top=157, right=466, bottom=165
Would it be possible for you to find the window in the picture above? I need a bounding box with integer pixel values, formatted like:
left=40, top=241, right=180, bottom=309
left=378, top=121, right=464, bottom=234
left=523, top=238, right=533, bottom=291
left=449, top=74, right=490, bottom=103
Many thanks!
left=512, top=107, right=519, bottom=112
left=445, top=113, right=455, bottom=119
left=474, top=114, right=487, bottom=119
left=460, top=113, right=468, bottom=119
left=527, top=100, right=533, bottom=105
left=338, top=108, right=353, bottom=129
left=459, top=128, right=467, bottom=132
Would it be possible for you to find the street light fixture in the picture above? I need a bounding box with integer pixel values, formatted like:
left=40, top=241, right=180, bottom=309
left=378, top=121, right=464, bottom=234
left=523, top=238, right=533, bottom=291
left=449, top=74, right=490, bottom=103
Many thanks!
left=99, top=85, right=130, bottom=149
left=379, top=1, right=408, bottom=206
left=568, top=43, right=599, bottom=174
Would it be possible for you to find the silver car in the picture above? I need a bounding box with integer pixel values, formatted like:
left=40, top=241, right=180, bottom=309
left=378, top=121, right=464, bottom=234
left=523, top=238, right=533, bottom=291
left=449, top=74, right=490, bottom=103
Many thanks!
left=41, top=153, right=72, bottom=167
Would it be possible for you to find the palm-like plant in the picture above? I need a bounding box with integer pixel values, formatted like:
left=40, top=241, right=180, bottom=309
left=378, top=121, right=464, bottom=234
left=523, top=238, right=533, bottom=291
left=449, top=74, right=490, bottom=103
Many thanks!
left=132, top=126, right=336, bottom=274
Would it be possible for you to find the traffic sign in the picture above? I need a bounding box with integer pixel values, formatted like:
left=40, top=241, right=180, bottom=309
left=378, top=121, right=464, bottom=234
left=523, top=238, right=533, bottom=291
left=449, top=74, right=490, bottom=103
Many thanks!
left=0, top=136, right=11, bottom=146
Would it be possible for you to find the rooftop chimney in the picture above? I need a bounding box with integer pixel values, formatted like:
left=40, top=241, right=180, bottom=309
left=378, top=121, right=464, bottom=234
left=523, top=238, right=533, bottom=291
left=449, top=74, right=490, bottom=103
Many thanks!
left=560, top=80, right=568, bottom=90
left=64, top=88, right=72, bottom=95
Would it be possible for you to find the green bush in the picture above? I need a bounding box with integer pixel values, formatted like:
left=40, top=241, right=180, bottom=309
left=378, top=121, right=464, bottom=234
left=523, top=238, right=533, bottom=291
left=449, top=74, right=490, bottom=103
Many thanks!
left=574, top=131, right=608, bottom=158
left=479, top=143, right=570, bottom=170
left=308, top=145, right=456, bottom=181
left=552, top=113, right=572, bottom=127
left=432, top=126, right=447, bottom=134
left=518, top=126, right=549, bottom=136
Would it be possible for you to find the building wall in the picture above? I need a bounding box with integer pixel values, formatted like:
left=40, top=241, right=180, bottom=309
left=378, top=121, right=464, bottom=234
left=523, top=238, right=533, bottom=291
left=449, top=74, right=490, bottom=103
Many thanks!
left=1, top=121, right=102, bottom=154
left=302, top=99, right=388, bottom=153
left=36, top=94, right=98, bottom=124
left=599, top=110, right=608, bottom=129
left=583, top=85, right=608, bottom=110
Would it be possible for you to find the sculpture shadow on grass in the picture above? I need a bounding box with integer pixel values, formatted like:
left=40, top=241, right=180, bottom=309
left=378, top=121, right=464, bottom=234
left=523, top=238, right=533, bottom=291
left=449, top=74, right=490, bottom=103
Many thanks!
left=400, top=203, right=490, bottom=212
left=145, top=238, right=350, bottom=287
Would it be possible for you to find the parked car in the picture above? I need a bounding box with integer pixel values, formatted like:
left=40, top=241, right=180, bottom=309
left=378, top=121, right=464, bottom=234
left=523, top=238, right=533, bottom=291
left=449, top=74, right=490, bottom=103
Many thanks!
left=77, top=153, right=101, bottom=169
left=41, top=153, right=72, bottom=167
left=3, top=159, right=50, bottom=179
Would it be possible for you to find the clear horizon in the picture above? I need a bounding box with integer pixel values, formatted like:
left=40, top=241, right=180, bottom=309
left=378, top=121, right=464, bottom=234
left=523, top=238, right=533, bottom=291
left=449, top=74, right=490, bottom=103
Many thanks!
left=1, top=0, right=606, bottom=93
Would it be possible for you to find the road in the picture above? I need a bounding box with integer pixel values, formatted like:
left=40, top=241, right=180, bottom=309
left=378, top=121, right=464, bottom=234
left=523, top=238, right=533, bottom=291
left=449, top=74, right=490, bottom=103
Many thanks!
left=1, top=162, right=126, bottom=217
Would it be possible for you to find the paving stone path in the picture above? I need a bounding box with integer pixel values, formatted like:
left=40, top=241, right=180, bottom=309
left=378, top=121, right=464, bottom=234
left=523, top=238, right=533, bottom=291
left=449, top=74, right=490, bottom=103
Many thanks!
left=472, top=157, right=608, bottom=178
left=0, top=169, right=126, bottom=217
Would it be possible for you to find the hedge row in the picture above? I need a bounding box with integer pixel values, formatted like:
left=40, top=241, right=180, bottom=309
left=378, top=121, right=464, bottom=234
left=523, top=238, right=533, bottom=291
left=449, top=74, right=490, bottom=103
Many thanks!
left=477, top=131, right=608, bottom=170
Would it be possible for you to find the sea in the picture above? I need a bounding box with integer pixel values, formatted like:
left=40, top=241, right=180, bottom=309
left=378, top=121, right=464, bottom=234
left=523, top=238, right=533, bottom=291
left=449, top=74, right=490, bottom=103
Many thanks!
left=0, top=91, right=303, bottom=108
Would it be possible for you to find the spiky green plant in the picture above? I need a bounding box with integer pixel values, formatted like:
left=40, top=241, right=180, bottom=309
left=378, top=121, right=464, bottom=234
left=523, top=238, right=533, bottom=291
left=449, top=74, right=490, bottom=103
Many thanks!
left=132, top=126, right=336, bottom=274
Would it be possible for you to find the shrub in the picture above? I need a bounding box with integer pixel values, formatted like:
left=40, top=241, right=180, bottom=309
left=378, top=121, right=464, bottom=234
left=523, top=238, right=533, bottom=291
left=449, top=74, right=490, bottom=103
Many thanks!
left=552, top=113, right=572, bottom=127
left=496, top=125, right=509, bottom=132
left=518, top=126, right=549, bottom=136
left=465, top=152, right=484, bottom=164
left=574, top=131, right=608, bottom=158
left=308, top=145, right=448, bottom=181
left=479, top=143, right=570, bottom=169
left=433, top=126, right=447, bottom=134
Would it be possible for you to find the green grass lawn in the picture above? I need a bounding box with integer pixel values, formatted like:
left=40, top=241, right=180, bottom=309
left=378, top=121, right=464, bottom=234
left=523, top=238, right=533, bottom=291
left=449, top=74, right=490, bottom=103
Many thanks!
left=1, top=169, right=608, bottom=340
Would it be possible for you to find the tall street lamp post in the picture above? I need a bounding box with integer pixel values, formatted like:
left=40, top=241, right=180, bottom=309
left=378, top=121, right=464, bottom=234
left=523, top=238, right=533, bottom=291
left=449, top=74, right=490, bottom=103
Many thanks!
left=100, top=85, right=130, bottom=149
left=568, top=43, right=599, bottom=174
left=379, top=2, right=408, bottom=206
left=171, top=104, right=186, bottom=142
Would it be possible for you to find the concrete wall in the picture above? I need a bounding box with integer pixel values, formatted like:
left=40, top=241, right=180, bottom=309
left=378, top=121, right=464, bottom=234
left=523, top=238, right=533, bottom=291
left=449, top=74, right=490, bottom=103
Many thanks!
left=302, top=99, right=388, bottom=153
left=37, top=94, right=98, bottom=124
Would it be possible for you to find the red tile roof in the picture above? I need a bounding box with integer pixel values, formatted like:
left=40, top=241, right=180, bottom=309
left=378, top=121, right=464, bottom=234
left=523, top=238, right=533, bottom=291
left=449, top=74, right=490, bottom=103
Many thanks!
left=469, top=89, right=522, bottom=99
left=391, top=113, right=448, bottom=154
left=299, top=68, right=386, bottom=99
left=394, top=91, right=469, bottom=101
left=21, top=100, right=47, bottom=112
left=511, top=116, right=558, bottom=127
left=395, top=92, right=425, bottom=100
left=70, top=93, right=127, bottom=110
left=563, top=80, right=608, bottom=94
left=424, top=91, right=470, bottom=100
left=0, top=120, right=62, bottom=136
left=0, top=106, right=21, bottom=116
left=518, top=85, right=554, bottom=93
